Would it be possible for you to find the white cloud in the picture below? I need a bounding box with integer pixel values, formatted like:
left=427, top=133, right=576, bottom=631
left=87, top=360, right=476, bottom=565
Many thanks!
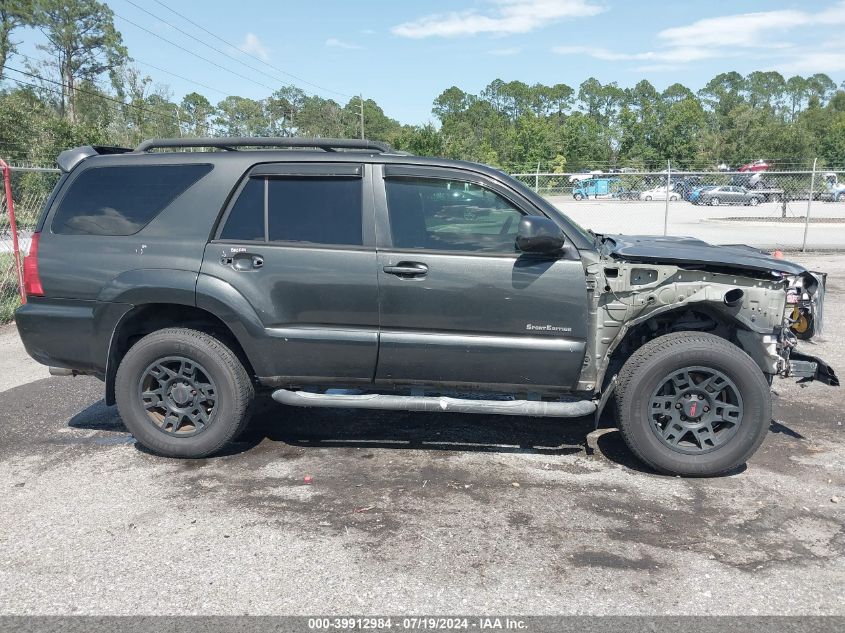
left=238, top=33, right=270, bottom=61
left=552, top=45, right=719, bottom=63
left=392, top=0, right=605, bottom=39
left=634, top=64, right=682, bottom=73
left=326, top=38, right=363, bottom=50
left=777, top=52, right=845, bottom=74
left=488, top=47, right=522, bottom=56
left=657, top=10, right=811, bottom=48
left=553, top=1, right=845, bottom=71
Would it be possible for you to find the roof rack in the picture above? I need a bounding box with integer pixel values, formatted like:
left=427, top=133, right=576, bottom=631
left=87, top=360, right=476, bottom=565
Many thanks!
left=134, top=137, right=393, bottom=154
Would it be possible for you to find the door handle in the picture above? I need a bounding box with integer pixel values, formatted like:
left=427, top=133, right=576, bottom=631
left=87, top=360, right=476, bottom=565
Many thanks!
left=383, top=262, right=428, bottom=277
left=224, top=252, right=264, bottom=271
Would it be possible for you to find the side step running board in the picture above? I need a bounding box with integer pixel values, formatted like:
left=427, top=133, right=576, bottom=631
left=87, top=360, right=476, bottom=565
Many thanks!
left=271, top=389, right=597, bottom=418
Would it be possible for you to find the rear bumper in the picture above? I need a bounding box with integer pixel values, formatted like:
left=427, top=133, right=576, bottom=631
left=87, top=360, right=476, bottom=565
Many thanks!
left=15, top=298, right=130, bottom=377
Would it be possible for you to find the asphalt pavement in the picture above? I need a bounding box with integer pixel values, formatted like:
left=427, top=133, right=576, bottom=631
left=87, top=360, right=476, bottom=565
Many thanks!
left=0, top=254, right=842, bottom=615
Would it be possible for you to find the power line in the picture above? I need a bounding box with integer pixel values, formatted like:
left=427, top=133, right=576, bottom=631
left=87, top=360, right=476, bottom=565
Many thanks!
left=131, top=59, right=230, bottom=98
left=121, top=1, right=362, bottom=131
left=14, top=49, right=228, bottom=100
left=112, top=11, right=276, bottom=92
left=3, top=66, right=190, bottom=128
left=150, top=0, right=353, bottom=99
left=124, top=0, right=297, bottom=94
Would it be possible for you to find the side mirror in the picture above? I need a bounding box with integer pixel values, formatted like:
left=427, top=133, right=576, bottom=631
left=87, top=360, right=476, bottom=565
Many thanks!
left=516, top=216, right=566, bottom=255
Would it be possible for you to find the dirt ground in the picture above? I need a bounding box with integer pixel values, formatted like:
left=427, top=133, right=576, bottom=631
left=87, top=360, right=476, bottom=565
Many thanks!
left=0, top=253, right=842, bottom=615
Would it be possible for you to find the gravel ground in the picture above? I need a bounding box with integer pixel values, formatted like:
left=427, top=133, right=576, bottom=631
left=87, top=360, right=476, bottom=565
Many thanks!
left=0, top=253, right=842, bottom=616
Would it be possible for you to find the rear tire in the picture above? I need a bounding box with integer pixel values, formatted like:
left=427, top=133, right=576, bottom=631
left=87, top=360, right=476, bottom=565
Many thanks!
left=615, top=332, right=771, bottom=477
left=749, top=196, right=760, bottom=206
left=115, top=328, right=255, bottom=458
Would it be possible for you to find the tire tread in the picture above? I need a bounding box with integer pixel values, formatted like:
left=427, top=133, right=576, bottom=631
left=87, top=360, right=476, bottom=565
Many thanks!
left=115, top=327, right=254, bottom=458
left=615, top=332, right=771, bottom=476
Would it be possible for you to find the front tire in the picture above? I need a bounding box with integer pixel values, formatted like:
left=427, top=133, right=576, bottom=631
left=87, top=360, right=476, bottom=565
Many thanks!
left=615, top=332, right=771, bottom=476
left=710, top=197, right=720, bottom=206
left=749, top=196, right=760, bottom=206
left=115, top=328, right=255, bottom=458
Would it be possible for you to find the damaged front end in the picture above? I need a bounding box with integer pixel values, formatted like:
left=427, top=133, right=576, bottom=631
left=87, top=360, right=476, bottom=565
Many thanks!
left=580, top=235, right=839, bottom=393
left=780, top=271, right=838, bottom=385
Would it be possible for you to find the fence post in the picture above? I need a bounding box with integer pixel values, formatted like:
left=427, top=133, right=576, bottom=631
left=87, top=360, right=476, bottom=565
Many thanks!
left=802, top=158, right=817, bottom=252
left=0, top=159, right=25, bottom=304
left=663, top=159, right=671, bottom=236
left=534, top=161, right=540, bottom=193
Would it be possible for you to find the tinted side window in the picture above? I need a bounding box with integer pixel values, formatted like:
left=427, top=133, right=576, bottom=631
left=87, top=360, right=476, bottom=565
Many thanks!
left=220, top=178, right=265, bottom=241
left=267, top=178, right=362, bottom=246
left=52, top=164, right=212, bottom=235
left=385, top=177, right=524, bottom=253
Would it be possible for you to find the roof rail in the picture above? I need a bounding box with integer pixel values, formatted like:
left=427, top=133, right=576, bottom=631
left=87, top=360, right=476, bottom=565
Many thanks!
left=134, top=137, right=393, bottom=154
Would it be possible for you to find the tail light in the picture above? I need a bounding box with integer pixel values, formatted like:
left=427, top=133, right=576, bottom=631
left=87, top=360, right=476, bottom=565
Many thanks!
left=23, top=231, right=44, bottom=297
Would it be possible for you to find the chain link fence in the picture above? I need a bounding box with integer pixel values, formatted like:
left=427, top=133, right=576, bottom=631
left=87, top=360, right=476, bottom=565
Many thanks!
left=0, top=164, right=61, bottom=322
left=1, top=158, right=843, bottom=324
left=511, top=164, right=845, bottom=251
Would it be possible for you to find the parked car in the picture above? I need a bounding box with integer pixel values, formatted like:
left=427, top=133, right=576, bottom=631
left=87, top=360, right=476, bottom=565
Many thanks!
left=573, top=177, right=617, bottom=200
left=639, top=186, right=680, bottom=201
left=672, top=177, right=704, bottom=201
left=739, top=159, right=770, bottom=173
left=573, top=178, right=640, bottom=201
left=15, top=137, right=837, bottom=477
left=697, top=185, right=763, bottom=206
left=688, top=185, right=717, bottom=205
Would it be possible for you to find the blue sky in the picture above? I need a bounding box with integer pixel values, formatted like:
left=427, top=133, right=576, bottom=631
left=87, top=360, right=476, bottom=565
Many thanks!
left=13, top=0, right=845, bottom=124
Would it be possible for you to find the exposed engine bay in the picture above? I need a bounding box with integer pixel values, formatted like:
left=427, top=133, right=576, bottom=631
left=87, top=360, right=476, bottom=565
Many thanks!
left=576, top=234, right=839, bottom=393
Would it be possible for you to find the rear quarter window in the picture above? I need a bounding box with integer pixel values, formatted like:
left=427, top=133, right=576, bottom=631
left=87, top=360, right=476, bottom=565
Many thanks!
left=51, top=164, right=212, bottom=236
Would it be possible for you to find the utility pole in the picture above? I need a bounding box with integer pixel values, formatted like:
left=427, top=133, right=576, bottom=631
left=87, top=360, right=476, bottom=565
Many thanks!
left=359, top=95, right=365, bottom=140
left=802, top=157, right=817, bottom=252
left=663, top=159, right=671, bottom=236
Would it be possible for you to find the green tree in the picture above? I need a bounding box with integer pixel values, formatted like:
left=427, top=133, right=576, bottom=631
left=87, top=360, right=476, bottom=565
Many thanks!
left=214, top=96, right=268, bottom=136
left=806, top=73, right=837, bottom=103
left=785, top=75, right=808, bottom=121
left=33, top=0, right=127, bottom=123
left=393, top=124, right=444, bottom=156
left=432, top=86, right=470, bottom=121
left=746, top=71, right=785, bottom=111
left=180, top=92, right=214, bottom=137
left=0, top=0, right=34, bottom=81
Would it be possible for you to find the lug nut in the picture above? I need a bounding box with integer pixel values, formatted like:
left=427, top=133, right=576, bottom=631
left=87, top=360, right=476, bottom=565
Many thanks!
left=703, top=407, right=710, bottom=413
left=676, top=403, right=682, bottom=409
left=680, top=415, right=687, bottom=421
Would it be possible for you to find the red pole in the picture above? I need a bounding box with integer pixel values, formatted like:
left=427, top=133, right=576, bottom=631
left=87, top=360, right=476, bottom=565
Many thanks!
left=0, top=158, right=26, bottom=304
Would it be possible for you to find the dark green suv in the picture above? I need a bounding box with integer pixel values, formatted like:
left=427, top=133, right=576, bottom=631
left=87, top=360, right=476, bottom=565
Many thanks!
left=15, top=137, right=838, bottom=476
